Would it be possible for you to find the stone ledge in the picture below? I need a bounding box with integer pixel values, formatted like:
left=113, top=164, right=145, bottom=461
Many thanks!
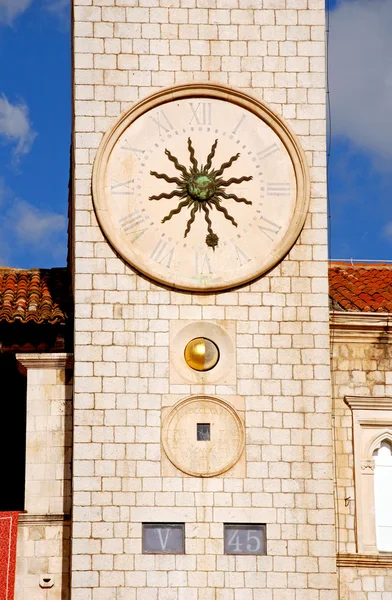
left=345, top=396, right=392, bottom=411
left=18, top=513, right=71, bottom=525
left=16, top=353, right=73, bottom=372
left=337, top=553, right=392, bottom=568
left=330, top=311, right=392, bottom=343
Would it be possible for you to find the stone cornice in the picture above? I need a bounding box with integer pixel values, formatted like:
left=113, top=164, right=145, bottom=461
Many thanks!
left=16, top=353, right=73, bottom=374
left=337, top=553, right=392, bottom=568
left=330, top=311, right=392, bottom=343
left=345, top=396, right=392, bottom=411
left=18, top=513, right=71, bottom=525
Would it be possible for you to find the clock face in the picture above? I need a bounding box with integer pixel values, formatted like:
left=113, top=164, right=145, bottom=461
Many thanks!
left=93, top=85, right=309, bottom=291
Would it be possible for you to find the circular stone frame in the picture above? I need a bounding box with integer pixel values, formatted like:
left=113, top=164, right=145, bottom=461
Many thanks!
left=161, top=395, right=245, bottom=478
left=170, top=320, right=236, bottom=385
left=92, top=83, right=310, bottom=292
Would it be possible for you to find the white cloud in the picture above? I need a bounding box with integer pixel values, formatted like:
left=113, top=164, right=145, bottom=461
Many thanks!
left=9, top=199, right=66, bottom=244
left=0, top=177, right=9, bottom=204
left=0, top=195, right=67, bottom=266
left=0, top=240, right=11, bottom=266
left=0, top=0, right=32, bottom=25
left=45, top=0, right=68, bottom=13
left=44, top=0, right=69, bottom=25
left=383, top=222, right=392, bottom=243
left=0, top=0, right=69, bottom=26
left=0, top=95, right=37, bottom=160
left=329, top=0, right=392, bottom=163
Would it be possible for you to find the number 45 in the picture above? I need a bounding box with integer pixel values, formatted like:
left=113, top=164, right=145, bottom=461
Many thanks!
left=227, top=528, right=261, bottom=553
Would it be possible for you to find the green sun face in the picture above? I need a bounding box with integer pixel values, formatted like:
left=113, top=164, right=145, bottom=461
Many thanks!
left=149, top=138, right=253, bottom=250
left=187, top=174, right=216, bottom=201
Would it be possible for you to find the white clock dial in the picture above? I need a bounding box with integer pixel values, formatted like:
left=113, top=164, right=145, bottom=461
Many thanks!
left=93, top=85, right=310, bottom=291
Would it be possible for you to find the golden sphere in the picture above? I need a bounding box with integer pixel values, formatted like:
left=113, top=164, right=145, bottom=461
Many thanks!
left=184, top=338, right=220, bottom=372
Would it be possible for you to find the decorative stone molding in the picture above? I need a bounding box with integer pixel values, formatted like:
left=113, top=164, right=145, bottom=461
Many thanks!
left=162, top=395, right=245, bottom=478
left=369, top=431, right=392, bottom=456
left=345, top=397, right=392, bottom=411
left=361, top=459, right=375, bottom=473
left=16, top=353, right=73, bottom=374
left=330, top=311, right=392, bottom=343
left=18, top=514, right=71, bottom=526
left=337, top=553, right=392, bottom=568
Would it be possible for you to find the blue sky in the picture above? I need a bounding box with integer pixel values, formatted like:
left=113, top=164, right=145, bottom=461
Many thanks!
left=0, top=0, right=391, bottom=269
left=0, top=0, right=70, bottom=268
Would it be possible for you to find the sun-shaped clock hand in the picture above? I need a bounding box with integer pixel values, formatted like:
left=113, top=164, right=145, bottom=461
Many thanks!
left=149, top=138, right=253, bottom=250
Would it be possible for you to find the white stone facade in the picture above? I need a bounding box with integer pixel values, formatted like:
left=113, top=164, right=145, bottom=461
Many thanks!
left=15, top=354, right=73, bottom=600
left=331, top=314, right=392, bottom=600
left=72, top=1, right=335, bottom=600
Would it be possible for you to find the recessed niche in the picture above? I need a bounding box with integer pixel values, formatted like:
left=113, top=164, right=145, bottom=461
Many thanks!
left=197, top=423, right=211, bottom=441
left=170, top=320, right=236, bottom=385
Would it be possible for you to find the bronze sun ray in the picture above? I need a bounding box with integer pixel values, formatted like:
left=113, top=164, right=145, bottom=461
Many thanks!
left=149, top=138, right=253, bottom=250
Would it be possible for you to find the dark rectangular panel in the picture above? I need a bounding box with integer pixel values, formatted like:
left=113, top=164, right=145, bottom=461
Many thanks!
left=142, top=523, right=185, bottom=554
left=224, top=524, right=266, bottom=555
left=197, top=423, right=211, bottom=441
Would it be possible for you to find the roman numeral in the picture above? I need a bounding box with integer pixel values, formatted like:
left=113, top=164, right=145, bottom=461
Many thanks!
left=257, top=216, right=281, bottom=241
left=157, top=528, right=171, bottom=551
left=119, top=211, right=149, bottom=243
left=150, top=239, right=175, bottom=268
left=189, top=102, right=212, bottom=126
left=149, top=110, right=174, bottom=136
left=120, top=140, right=145, bottom=160
left=256, top=144, right=279, bottom=161
left=233, top=244, right=252, bottom=266
left=267, top=182, right=290, bottom=197
left=111, top=179, right=134, bottom=195
left=194, top=252, right=213, bottom=276
left=232, top=114, right=246, bottom=135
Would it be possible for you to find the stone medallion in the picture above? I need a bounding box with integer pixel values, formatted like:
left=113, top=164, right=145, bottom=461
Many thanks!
left=161, top=396, right=245, bottom=477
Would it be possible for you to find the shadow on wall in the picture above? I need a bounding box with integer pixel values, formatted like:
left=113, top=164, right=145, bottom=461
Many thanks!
left=0, top=354, right=26, bottom=512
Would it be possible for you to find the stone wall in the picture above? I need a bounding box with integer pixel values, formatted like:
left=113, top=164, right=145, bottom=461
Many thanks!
left=15, top=354, right=73, bottom=600
left=16, top=519, right=71, bottom=600
left=340, top=566, right=392, bottom=600
left=72, top=1, right=335, bottom=599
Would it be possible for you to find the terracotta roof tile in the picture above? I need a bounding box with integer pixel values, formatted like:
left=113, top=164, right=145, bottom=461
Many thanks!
left=0, top=263, right=391, bottom=323
left=0, top=268, right=70, bottom=325
left=329, top=262, right=392, bottom=313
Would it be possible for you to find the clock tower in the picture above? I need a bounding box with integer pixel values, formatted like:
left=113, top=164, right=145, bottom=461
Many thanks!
left=72, top=1, right=336, bottom=599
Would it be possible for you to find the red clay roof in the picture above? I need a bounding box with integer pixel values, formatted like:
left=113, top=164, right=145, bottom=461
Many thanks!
left=0, top=263, right=391, bottom=323
left=329, top=262, right=392, bottom=313
left=0, top=268, right=70, bottom=325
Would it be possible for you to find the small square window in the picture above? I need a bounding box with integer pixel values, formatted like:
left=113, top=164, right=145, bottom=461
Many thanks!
left=224, top=524, right=266, bottom=555
left=142, top=523, right=185, bottom=554
left=197, top=423, right=210, bottom=441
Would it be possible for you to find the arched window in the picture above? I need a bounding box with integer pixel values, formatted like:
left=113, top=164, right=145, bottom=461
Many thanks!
left=373, top=439, right=392, bottom=551
left=344, top=396, right=392, bottom=554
